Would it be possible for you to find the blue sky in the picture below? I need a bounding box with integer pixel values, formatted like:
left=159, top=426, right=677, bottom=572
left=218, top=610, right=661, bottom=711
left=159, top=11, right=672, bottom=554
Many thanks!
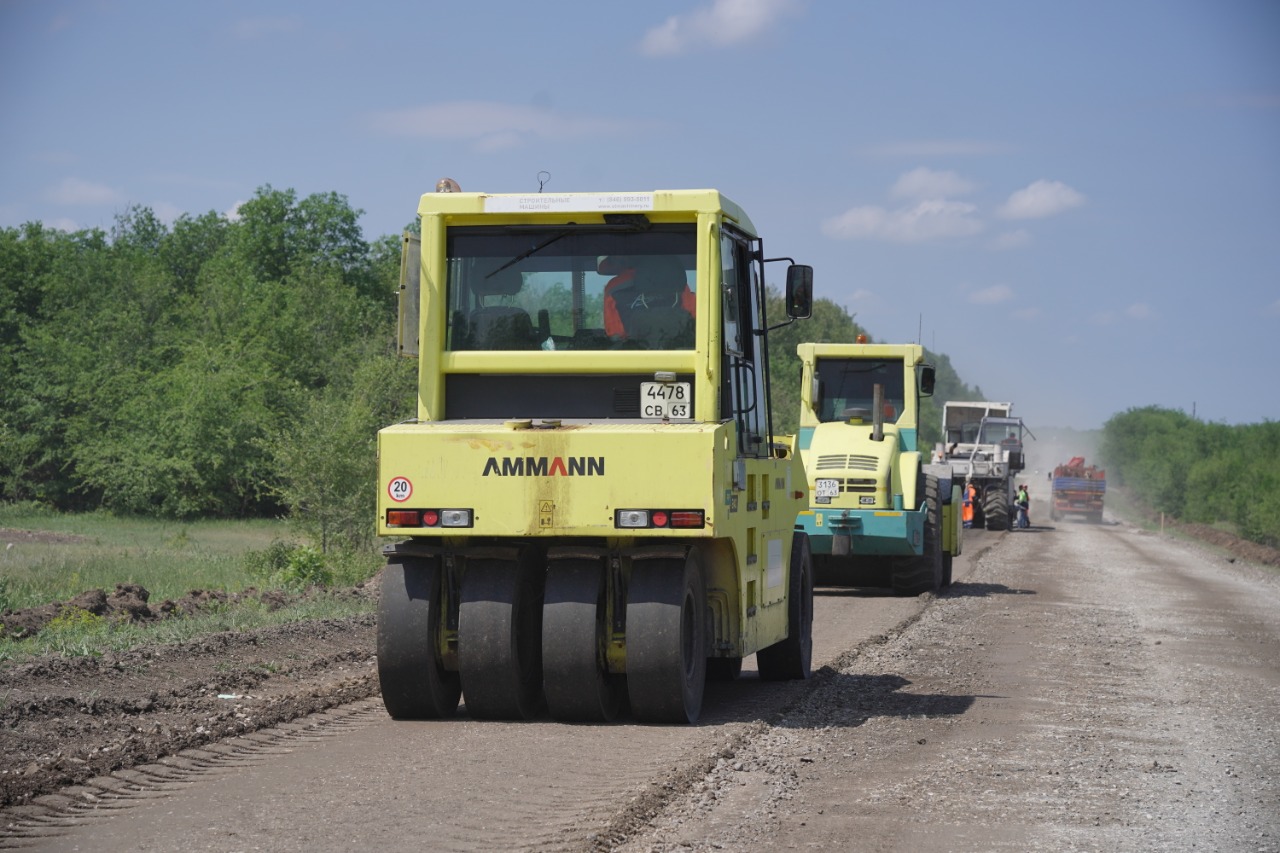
left=2, top=0, right=1277, bottom=430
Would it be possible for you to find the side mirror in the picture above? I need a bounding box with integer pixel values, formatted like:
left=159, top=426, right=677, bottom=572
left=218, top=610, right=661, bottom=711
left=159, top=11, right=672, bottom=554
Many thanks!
left=919, top=364, right=936, bottom=396
left=785, top=265, right=813, bottom=319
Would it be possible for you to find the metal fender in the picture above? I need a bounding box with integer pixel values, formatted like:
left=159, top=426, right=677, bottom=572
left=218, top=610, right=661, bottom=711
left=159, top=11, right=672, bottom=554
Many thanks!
left=900, top=451, right=923, bottom=509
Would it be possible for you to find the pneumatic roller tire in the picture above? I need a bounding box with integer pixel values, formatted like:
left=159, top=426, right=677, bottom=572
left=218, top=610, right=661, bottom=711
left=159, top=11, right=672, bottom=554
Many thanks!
left=376, top=557, right=461, bottom=719
left=626, top=552, right=707, bottom=724
left=757, top=533, right=814, bottom=681
left=542, top=559, right=622, bottom=722
left=458, top=552, right=545, bottom=720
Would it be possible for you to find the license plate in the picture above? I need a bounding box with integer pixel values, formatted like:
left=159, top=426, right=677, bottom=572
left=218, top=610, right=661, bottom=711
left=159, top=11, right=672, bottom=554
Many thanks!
left=816, top=478, right=840, bottom=498
left=640, top=382, right=692, bottom=421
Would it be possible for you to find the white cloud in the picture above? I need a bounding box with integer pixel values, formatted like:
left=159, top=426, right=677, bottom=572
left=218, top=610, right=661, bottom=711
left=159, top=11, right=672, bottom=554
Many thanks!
left=225, top=201, right=247, bottom=222
left=1013, top=306, right=1041, bottom=320
left=1125, top=303, right=1151, bottom=319
left=233, top=17, right=302, bottom=40
left=151, top=201, right=183, bottom=225
left=969, top=285, right=1014, bottom=305
left=998, top=179, right=1085, bottom=219
left=46, top=177, right=123, bottom=206
left=890, top=168, right=977, bottom=200
left=369, top=101, right=642, bottom=149
left=640, top=0, right=799, bottom=56
left=989, top=229, right=1031, bottom=250
left=1265, top=298, right=1280, bottom=317
left=822, top=199, right=983, bottom=243
left=1092, top=310, right=1116, bottom=325
left=49, top=218, right=79, bottom=233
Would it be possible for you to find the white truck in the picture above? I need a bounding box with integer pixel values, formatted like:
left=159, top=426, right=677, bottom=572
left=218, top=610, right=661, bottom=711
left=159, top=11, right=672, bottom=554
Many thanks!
left=936, top=401, right=1033, bottom=531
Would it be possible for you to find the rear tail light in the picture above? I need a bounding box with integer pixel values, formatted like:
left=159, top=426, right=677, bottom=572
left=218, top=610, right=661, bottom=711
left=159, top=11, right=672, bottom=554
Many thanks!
left=386, top=509, right=421, bottom=527
left=614, top=509, right=705, bottom=529
left=616, top=510, right=650, bottom=528
left=385, top=508, right=474, bottom=528
left=440, top=509, right=472, bottom=527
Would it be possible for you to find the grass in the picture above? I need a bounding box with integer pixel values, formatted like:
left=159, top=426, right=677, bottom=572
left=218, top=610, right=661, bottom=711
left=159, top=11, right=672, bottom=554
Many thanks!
left=0, top=504, right=294, bottom=611
left=0, top=503, right=382, bottom=664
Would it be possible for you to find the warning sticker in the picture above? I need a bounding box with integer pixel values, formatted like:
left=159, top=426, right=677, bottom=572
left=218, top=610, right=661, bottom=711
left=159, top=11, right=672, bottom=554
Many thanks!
left=388, top=477, right=413, bottom=503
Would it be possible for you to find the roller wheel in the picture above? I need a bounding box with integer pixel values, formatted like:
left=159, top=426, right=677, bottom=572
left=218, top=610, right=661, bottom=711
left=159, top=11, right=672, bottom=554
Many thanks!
left=376, top=557, right=461, bottom=719
left=941, top=552, right=954, bottom=588
left=542, top=559, right=622, bottom=722
left=626, top=551, right=707, bottom=723
left=891, top=474, right=943, bottom=596
left=757, top=533, right=814, bottom=681
left=458, top=552, right=545, bottom=720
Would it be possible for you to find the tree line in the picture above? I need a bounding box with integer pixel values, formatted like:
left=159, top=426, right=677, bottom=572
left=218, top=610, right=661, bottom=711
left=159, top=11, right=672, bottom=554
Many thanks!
left=1100, top=406, right=1280, bottom=547
left=0, top=187, right=414, bottom=552
left=0, top=187, right=984, bottom=554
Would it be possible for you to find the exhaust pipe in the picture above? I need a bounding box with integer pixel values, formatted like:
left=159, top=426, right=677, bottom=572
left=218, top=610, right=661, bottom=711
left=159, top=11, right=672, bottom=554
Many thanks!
left=872, top=383, right=884, bottom=442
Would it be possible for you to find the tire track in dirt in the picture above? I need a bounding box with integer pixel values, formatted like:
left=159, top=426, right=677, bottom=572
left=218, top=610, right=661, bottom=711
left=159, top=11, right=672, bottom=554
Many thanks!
left=0, top=700, right=386, bottom=849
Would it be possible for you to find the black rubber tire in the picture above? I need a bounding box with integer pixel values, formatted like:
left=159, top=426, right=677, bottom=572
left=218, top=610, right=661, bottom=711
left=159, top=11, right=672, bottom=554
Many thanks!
left=941, top=551, right=953, bottom=588
left=891, top=474, right=943, bottom=596
left=626, top=551, right=707, bottom=724
left=376, top=557, right=461, bottom=719
left=984, top=488, right=1010, bottom=531
left=706, top=656, right=744, bottom=681
left=757, top=533, right=814, bottom=681
left=542, top=559, right=622, bottom=722
left=458, top=552, right=545, bottom=720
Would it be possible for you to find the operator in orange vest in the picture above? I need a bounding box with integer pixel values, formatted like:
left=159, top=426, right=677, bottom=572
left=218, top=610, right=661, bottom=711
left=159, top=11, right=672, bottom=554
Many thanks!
left=962, top=481, right=977, bottom=528
left=599, top=255, right=695, bottom=339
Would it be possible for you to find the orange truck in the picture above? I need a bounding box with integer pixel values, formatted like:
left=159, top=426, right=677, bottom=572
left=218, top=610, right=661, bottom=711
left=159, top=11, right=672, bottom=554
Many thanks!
left=1049, top=457, right=1106, bottom=523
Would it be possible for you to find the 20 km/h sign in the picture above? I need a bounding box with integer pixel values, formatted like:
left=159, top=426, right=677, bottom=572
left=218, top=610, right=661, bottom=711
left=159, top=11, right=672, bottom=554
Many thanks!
left=387, top=477, right=412, bottom=502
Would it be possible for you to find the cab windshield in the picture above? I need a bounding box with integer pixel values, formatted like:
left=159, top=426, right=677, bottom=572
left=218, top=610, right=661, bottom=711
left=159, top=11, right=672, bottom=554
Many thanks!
left=445, top=225, right=697, bottom=351
left=979, top=420, right=1023, bottom=444
left=815, top=359, right=906, bottom=423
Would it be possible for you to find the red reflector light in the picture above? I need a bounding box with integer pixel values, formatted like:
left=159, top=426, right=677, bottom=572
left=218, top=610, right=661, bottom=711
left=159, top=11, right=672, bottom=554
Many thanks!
left=670, top=511, right=705, bottom=529
left=422, top=510, right=440, bottom=526
left=651, top=511, right=669, bottom=527
left=386, top=510, right=421, bottom=527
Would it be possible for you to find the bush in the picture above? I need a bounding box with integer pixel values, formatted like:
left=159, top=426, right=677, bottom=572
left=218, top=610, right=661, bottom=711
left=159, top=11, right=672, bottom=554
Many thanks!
left=242, top=539, right=362, bottom=590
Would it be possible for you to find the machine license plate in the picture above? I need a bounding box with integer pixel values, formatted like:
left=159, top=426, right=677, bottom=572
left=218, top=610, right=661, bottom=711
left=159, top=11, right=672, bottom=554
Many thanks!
left=640, top=382, right=692, bottom=421
left=816, top=478, right=840, bottom=499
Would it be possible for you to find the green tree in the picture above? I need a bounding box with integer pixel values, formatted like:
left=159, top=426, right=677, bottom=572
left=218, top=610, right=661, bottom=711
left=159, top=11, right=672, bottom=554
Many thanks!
left=268, top=346, right=415, bottom=552
left=765, top=289, right=864, bottom=436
